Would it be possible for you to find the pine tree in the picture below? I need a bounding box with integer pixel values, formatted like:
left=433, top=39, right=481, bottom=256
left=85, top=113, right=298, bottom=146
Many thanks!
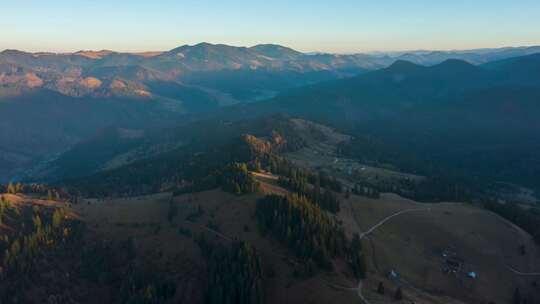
left=7, top=182, right=15, bottom=194
left=314, top=174, right=321, bottom=203
left=33, top=215, right=42, bottom=232
left=349, top=233, right=366, bottom=279
left=377, top=282, right=385, bottom=295
left=253, top=158, right=262, bottom=172
left=394, top=287, right=403, bottom=301
left=514, top=288, right=522, bottom=304
left=52, top=209, right=63, bottom=229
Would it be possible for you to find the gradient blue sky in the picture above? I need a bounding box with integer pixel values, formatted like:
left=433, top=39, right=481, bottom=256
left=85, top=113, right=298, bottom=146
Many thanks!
left=2, top=0, right=540, bottom=53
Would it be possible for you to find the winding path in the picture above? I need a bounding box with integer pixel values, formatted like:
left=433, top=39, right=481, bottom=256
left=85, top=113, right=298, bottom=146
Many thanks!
left=358, top=207, right=431, bottom=240
left=337, top=200, right=439, bottom=303
left=184, top=220, right=233, bottom=241
left=321, top=279, right=369, bottom=304
left=506, top=265, right=540, bottom=276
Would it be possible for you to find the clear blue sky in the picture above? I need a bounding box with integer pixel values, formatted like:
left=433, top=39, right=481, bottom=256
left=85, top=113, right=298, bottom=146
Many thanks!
left=2, top=0, right=539, bottom=53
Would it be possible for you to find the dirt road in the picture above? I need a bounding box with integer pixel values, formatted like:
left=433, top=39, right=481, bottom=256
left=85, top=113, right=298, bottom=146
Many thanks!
left=358, top=207, right=431, bottom=240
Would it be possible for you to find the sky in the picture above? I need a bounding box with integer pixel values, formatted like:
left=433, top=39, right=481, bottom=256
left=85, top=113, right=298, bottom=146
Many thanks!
left=1, top=0, right=540, bottom=54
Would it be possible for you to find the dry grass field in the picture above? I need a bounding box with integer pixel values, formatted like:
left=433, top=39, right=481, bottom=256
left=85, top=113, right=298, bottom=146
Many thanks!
left=73, top=189, right=360, bottom=304
left=340, top=193, right=540, bottom=304
left=47, top=156, right=534, bottom=304
left=1, top=151, right=527, bottom=304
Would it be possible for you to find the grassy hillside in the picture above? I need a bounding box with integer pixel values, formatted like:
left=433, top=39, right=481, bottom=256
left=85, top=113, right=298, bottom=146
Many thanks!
left=3, top=174, right=537, bottom=303
left=342, top=193, right=540, bottom=304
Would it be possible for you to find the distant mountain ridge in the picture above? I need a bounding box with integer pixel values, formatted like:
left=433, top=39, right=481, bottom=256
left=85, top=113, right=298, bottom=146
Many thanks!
left=238, top=55, right=540, bottom=124
left=2, top=43, right=540, bottom=100
left=372, top=45, right=540, bottom=65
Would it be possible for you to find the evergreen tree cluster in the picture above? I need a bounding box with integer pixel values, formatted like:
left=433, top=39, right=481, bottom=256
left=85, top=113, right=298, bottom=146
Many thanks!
left=206, top=241, right=265, bottom=304
left=318, top=189, right=341, bottom=213
left=0, top=196, right=12, bottom=225
left=2, top=182, right=62, bottom=199
left=221, top=162, right=259, bottom=195
left=348, top=233, right=367, bottom=279
left=119, top=262, right=176, bottom=304
left=0, top=203, right=82, bottom=302
left=352, top=182, right=381, bottom=199
left=1, top=206, right=72, bottom=278
left=266, top=154, right=342, bottom=192
left=256, top=194, right=346, bottom=271
left=278, top=172, right=341, bottom=213
left=79, top=238, right=177, bottom=304
left=79, top=240, right=115, bottom=283
left=6, top=182, right=21, bottom=194
left=167, top=197, right=178, bottom=222
left=314, top=171, right=343, bottom=193
left=352, top=176, right=475, bottom=203
left=401, top=177, right=474, bottom=203
left=266, top=154, right=294, bottom=176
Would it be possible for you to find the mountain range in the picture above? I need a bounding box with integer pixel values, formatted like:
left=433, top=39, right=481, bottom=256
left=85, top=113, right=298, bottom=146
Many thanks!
left=3, top=43, right=540, bottom=100
left=2, top=43, right=540, bottom=187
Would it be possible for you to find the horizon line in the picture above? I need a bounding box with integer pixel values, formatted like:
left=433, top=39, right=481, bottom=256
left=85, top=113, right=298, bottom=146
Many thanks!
left=1, top=42, right=540, bottom=56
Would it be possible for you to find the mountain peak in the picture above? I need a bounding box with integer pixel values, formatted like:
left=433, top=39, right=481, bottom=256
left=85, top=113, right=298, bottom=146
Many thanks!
left=249, top=44, right=302, bottom=58
left=430, top=58, right=479, bottom=73
left=437, top=58, right=475, bottom=67
left=0, top=49, right=31, bottom=56
left=168, top=42, right=247, bottom=53
left=386, top=60, right=424, bottom=72
left=74, top=50, right=115, bottom=59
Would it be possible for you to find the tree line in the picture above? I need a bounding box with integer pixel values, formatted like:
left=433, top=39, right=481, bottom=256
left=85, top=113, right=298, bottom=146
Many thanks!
left=203, top=241, right=264, bottom=304
left=1, top=182, right=63, bottom=201
left=221, top=162, right=260, bottom=195
left=256, top=194, right=346, bottom=272
left=351, top=182, right=381, bottom=199
left=0, top=202, right=82, bottom=303
left=79, top=235, right=177, bottom=304
left=278, top=174, right=341, bottom=213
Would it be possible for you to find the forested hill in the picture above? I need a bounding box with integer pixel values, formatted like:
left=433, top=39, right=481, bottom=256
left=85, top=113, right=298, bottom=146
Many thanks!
left=199, top=54, right=540, bottom=192
left=53, top=115, right=312, bottom=196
